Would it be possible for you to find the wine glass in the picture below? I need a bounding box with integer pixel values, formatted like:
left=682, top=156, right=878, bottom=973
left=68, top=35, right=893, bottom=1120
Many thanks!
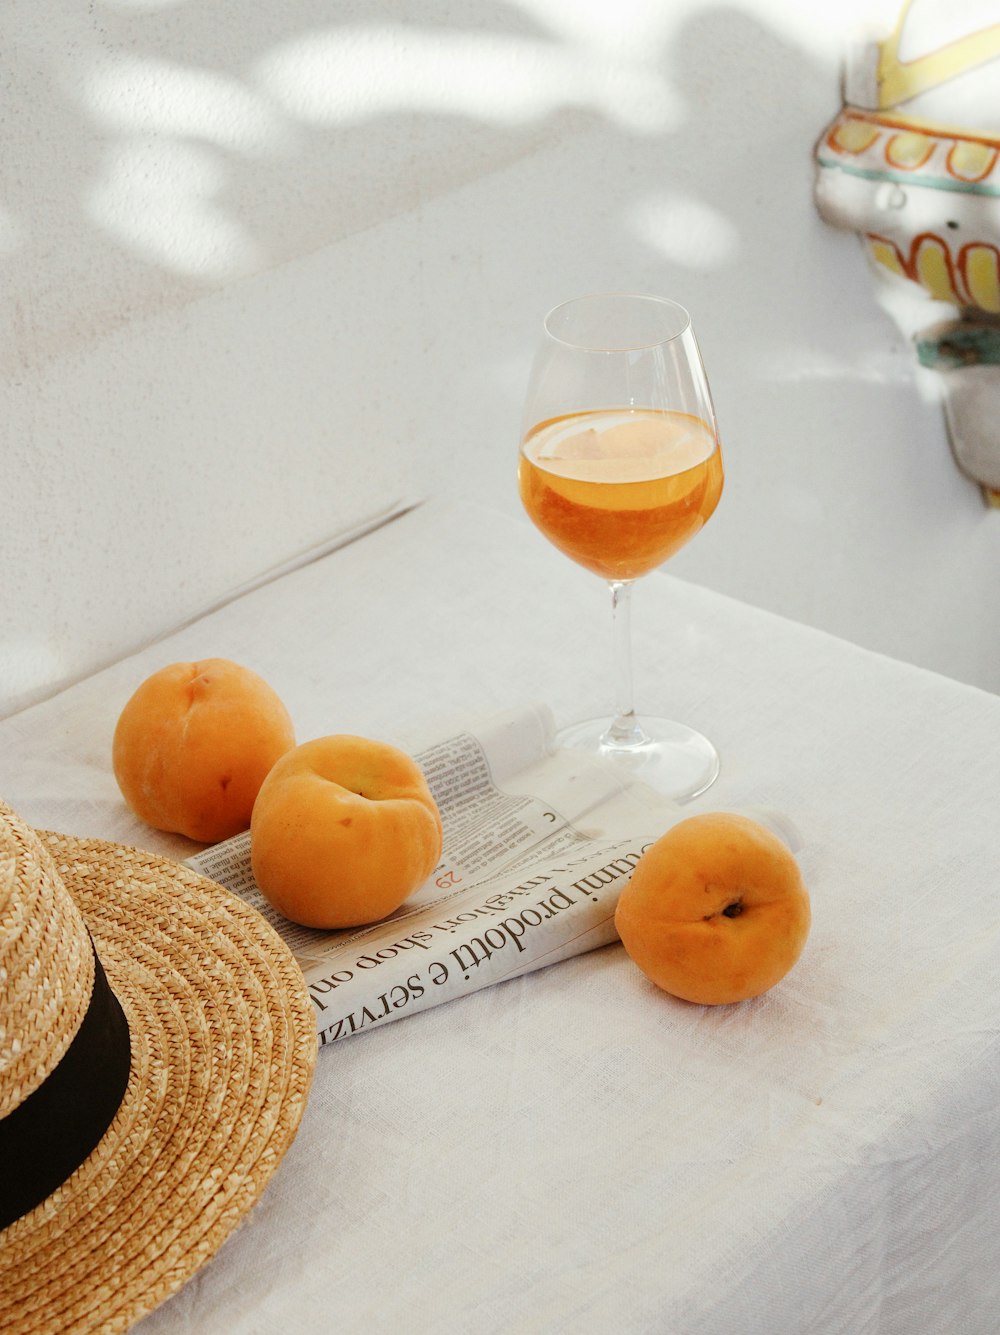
left=517, top=292, right=724, bottom=800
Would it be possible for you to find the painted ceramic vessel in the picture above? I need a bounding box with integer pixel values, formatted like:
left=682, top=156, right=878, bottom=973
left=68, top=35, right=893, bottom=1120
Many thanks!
left=815, top=0, right=1000, bottom=503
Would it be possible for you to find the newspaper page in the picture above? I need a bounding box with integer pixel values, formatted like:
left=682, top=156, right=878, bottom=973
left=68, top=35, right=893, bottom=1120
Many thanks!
left=186, top=703, right=794, bottom=1046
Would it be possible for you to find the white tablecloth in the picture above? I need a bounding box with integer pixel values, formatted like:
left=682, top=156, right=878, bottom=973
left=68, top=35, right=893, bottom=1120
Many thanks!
left=4, top=499, right=999, bottom=1334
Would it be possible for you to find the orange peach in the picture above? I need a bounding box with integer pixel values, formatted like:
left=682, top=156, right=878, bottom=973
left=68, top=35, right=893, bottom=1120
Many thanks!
left=614, top=812, right=810, bottom=1005
left=250, top=734, right=443, bottom=929
left=112, top=658, right=295, bottom=843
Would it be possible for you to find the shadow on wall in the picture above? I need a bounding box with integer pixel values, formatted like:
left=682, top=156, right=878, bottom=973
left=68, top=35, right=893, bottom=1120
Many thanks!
left=2, top=0, right=850, bottom=384
left=2, top=0, right=702, bottom=374
left=5, top=0, right=864, bottom=351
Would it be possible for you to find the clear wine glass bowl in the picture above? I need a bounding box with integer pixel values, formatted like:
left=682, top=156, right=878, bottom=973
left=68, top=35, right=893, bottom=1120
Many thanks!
left=517, top=293, right=724, bottom=800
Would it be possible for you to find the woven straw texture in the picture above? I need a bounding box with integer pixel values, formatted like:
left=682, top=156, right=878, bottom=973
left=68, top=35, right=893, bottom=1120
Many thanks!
left=0, top=814, right=94, bottom=1116
left=0, top=808, right=317, bottom=1335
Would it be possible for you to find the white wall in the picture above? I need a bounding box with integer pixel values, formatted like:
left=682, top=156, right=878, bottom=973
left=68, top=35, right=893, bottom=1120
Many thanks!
left=3, top=0, right=997, bottom=717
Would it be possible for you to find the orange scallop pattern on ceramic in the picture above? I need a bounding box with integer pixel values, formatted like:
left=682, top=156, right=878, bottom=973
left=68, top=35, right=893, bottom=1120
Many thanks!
left=828, top=119, right=880, bottom=155
left=959, top=243, right=1000, bottom=311
left=885, top=131, right=934, bottom=170
left=866, top=231, right=1000, bottom=313
left=914, top=234, right=958, bottom=302
left=817, top=110, right=1000, bottom=193
left=947, top=140, right=998, bottom=183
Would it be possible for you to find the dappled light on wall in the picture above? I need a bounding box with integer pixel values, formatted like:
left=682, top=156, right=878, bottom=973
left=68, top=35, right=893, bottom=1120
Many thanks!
left=255, top=25, right=678, bottom=132
left=627, top=194, right=740, bottom=269
left=1, top=1, right=704, bottom=371
left=85, top=139, right=268, bottom=280
left=81, top=56, right=294, bottom=278
left=814, top=0, right=1000, bottom=505
left=85, top=56, right=292, bottom=153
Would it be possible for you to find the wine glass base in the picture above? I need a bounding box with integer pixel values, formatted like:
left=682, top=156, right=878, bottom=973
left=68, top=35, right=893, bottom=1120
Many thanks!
left=555, top=716, right=720, bottom=803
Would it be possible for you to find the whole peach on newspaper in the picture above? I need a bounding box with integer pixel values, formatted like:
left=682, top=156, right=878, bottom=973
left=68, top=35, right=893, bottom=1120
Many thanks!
left=614, top=813, right=811, bottom=1005
left=250, top=734, right=443, bottom=929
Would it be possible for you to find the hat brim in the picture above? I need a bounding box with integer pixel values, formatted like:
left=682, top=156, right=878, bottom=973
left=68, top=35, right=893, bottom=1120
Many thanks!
left=0, top=829, right=317, bottom=1334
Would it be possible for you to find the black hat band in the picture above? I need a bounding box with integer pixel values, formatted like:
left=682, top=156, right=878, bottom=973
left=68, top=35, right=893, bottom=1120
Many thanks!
left=0, top=942, right=132, bottom=1231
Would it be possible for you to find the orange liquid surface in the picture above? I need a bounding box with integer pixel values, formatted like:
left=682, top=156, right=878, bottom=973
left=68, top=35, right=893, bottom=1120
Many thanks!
left=518, top=409, right=723, bottom=580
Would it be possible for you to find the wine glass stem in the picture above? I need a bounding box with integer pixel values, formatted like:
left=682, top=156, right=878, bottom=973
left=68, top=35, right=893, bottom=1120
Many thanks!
left=605, top=580, right=647, bottom=749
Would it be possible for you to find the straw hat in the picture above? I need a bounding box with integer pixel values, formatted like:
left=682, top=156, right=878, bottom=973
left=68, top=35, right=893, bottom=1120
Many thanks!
left=0, top=798, right=317, bottom=1333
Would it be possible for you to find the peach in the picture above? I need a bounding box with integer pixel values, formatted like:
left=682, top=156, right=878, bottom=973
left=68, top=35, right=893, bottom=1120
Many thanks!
left=250, top=734, right=443, bottom=929
left=614, top=812, right=810, bottom=1005
left=112, top=658, right=295, bottom=843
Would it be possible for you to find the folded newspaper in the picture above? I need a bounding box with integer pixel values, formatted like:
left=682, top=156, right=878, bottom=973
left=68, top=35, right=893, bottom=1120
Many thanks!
left=186, top=703, right=796, bottom=1046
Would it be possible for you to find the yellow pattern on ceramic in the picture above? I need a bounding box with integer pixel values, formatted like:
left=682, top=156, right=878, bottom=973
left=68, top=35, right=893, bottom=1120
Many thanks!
left=831, top=120, right=880, bottom=154
left=867, top=232, right=1000, bottom=312
left=886, top=131, right=933, bottom=169
left=818, top=110, right=1000, bottom=193
left=868, top=237, right=907, bottom=279
left=963, top=245, right=1000, bottom=311
left=948, top=140, right=998, bottom=182
left=878, top=0, right=1000, bottom=110
left=914, top=236, right=955, bottom=302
